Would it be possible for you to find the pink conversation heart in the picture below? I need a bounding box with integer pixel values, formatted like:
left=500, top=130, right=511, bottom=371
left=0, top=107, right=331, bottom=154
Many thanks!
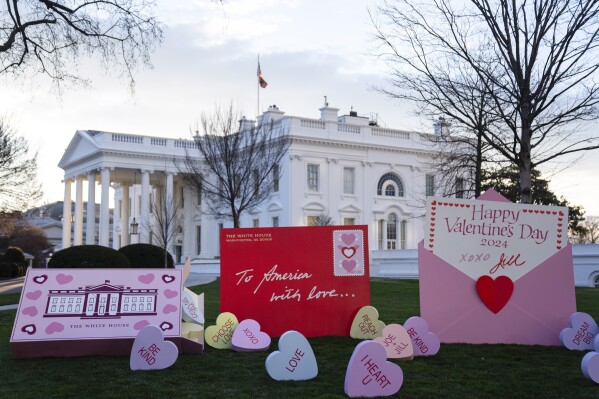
left=25, top=290, right=42, bottom=300
left=22, top=306, right=38, bottom=317
left=403, top=316, right=441, bottom=356
left=232, top=319, right=271, bottom=352
left=162, top=274, right=175, bottom=283
left=581, top=351, right=599, bottom=384
left=162, top=304, right=178, bottom=314
left=45, top=322, right=64, bottom=335
left=342, top=260, right=357, bottom=272
left=56, top=273, right=73, bottom=285
left=341, top=233, right=356, bottom=245
left=21, top=324, right=36, bottom=335
left=134, top=320, right=150, bottom=330
left=33, top=275, right=47, bottom=284
left=138, top=273, right=155, bottom=284
left=344, top=340, right=403, bottom=397
left=560, top=312, right=598, bottom=351
left=164, top=289, right=178, bottom=299
left=130, top=325, right=178, bottom=371
left=373, top=324, right=414, bottom=360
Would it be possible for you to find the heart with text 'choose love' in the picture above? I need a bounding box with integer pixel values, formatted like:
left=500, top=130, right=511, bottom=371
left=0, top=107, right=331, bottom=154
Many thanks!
left=130, top=325, right=178, bottom=371
left=476, top=275, right=514, bottom=314
left=265, top=330, right=317, bottom=381
left=344, top=340, right=403, bottom=398
left=560, top=312, right=598, bottom=351
left=232, top=319, right=271, bottom=352
left=403, top=316, right=440, bottom=356
left=373, top=324, right=413, bottom=361
left=205, top=312, right=239, bottom=349
left=350, top=306, right=385, bottom=339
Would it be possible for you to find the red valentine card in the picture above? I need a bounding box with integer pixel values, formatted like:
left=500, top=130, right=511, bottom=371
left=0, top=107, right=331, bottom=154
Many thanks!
left=220, top=226, right=370, bottom=338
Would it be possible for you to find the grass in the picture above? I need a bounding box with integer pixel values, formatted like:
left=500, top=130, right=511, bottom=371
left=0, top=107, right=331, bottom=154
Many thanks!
left=0, top=279, right=598, bottom=398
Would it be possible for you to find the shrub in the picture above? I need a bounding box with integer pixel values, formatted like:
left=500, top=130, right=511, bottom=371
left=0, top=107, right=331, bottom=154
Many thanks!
left=118, top=244, right=175, bottom=268
left=0, top=262, right=22, bottom=278
left=4, top=247, right=26, bottom=266
left=48, top=245, right=131, bottom=268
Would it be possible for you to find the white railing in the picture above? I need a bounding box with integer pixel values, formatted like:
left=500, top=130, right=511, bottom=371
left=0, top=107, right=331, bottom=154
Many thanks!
left=300, top=119, right=325, bottom=130
left=372, top=127, right=410, bottom=140
left=174, top=140, right=197, bottom=149
left=151, top=138, right=167, bottom=146
left=338, top=124, right=361, bottom=134
left=112, top=134, right=143, bottom=144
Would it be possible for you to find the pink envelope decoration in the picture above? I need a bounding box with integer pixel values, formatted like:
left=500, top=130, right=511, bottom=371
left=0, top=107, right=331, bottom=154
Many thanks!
left=419, top=189, right=576, bottom=345
left=559, top=312, right=598, bottom=351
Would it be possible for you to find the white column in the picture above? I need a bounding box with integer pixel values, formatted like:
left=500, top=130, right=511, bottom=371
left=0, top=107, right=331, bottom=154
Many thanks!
left=99, top=167, right=111, bottom=247
left=121, top=184, right=130, bottom=247
left=74, top=176, right=84, bottom=245
left=166, top=172, right=174, bottom=254
left=62, top=179, right=73, bottom=249
left=112, top=185, right=120, bottom=249
left=140, top=170, right=151, bottom=243
left=86, top=171, right=97, bottom=244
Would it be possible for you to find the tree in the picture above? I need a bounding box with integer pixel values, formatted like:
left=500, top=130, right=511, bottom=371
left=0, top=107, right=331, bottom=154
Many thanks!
left=373, top=0, right=599, bottom=203
left=0, top=118, right=42, bottom=212
left=482, top=165, right=586, bottom=237
left=0, top=0, right=164, bottom=91
left=572, top=216, right=599, bottom=244
left=147, top=178, right=181, bottom=267
left=8, top=225, right=52, bottom=267
left=180, top=104, right=290, bottom=228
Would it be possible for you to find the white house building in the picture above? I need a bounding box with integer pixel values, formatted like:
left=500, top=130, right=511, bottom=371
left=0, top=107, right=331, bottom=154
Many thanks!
left=58, top=103, right=445, bottom=263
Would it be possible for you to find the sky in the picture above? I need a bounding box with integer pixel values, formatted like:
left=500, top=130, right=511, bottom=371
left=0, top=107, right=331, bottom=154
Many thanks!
left=1, top=0, right=599, bottom=216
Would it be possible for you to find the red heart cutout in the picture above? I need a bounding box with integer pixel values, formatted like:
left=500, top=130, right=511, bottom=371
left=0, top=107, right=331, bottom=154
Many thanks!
left=431, top=200, right=437, bottom=205
left=431, top=222, right=435, bottom=227
left=465, top=204, right=471, bottom=208
left=475, top=276, right=514, bottom=314
left=523, top=209, right=528, bottom=213
left=460, top=204, right=465, bottom=207
left=559, top=211, right=564, bottom=216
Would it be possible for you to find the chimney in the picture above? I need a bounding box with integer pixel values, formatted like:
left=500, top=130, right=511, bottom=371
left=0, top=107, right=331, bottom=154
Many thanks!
left=434, top=116, right=450, bottom=135
left=239, top=116, right=255, bottom=132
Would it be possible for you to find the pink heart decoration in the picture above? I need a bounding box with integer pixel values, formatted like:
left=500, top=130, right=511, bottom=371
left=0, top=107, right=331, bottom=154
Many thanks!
left=342, top=260, right=357, bottom=273
left=163, top=304, right=178, bottom=314
left=344, top=340, right=403, bottom=397
left=265, top=330, right=318, bottom=381
left=232, top=319, right=271, bottom=352
left=373, top=324, right=414, bottom=361
left=25, top=290, right=42, bottom=300
left=134, top=320, right=150, bottom=330
left=581, top=351, right=599, bottom=384
left=162, top=274, right=175, bottom=284
left=559, top=312, right=598, bottom=351
left=342, top=247, right=357, bottom=258
left=130, top=325, right=179, bottom=371
left=341, top=233, right=356, bottom=245
left=56, top=273, right=73, bottom=285
left=403, top=316, right=441, bottom=356
left=164, top=289, right=178, bottom=299
left=139, top=273, right=155, bottom=284
left=21, top=324, right=36, bottom=335
left=22, top=306, right=38, bottom=317
left=33, top=275, right=47, bottom=284
left=160, top=322, right=173, bottom=331
left=45, top=322, right=64, bottom=335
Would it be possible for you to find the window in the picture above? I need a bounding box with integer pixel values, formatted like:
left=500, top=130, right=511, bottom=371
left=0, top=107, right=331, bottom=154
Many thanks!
left=307, top=216, right=319, bottom=226
left=180, top=186, right=185, bottom=208
left=455, top=178, right=465, bottom=199
left=273, top=164, right=280, bottom=192
left=343, top=167, right=355, bottom=194
left=253, top=169, right=260, bottom=195
left=253, top=219, right=260, bottom=228
left=343, top=218, right=355, bottom=225
left=196, top=225, right=201, bottom=255
left=386, top=213, right=397, bottom=249
left=272, top=216, right=279, bottom=227
left=426, top=174, right=435, bottom=196
left=307, top=164, right=320, bottom=192
left=377, top=173, right=404, bottom=197
left=384, top=184, right=396, bottom=196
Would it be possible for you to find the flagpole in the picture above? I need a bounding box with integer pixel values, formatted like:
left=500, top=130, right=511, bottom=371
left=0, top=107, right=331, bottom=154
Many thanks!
left=257, top=54, right=260, bottom=119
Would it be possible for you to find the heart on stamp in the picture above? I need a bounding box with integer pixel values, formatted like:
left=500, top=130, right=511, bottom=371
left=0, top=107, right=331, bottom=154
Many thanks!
left=130, top=325, right=179, bottom=371
left=350, top=306, right=386, bottom=339
left=56, top=273, right=73, bottom=285
left=403, top=316, right=440, bottom=356
left=205, top=312, right=239, bottom=350
left=373, top=324, right=414, bottom=361
left=475, top=275, right=514, bottom=314
left=232, top=319, right=271, bottom=352
left=265, top=330, right=318, bottom=381
left=139, top=273, right=155, bottom=284
left=341, top=233, right=356, bottom=246
left=22, top=306, right=38, bottom=317
left=581, top=351, right=599, bottom=384
left=341, top=246, right=357, bottom=258
left=342, top=260, right=357, bottom=273
left=33, top=275, right=47, bottom=284
left=344, top=340, right=403, bottom=397
left=559, top=312, right=598, bottom=351
left=25, top=290, right=42, bottom=301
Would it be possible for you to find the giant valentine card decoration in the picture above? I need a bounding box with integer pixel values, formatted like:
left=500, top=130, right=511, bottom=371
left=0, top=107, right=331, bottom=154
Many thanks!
left=419, top=189, right=576, bottom=345
left=220, top=226, right=370, bottom=337
left=11, top=269, right=202, bottom=358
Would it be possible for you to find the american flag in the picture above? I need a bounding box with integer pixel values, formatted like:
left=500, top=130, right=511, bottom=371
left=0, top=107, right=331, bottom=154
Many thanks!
left=257, top=62, right=268, bottom=88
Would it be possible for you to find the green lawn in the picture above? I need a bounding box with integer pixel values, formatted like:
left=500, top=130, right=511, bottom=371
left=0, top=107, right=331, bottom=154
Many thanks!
left=1, top=279, right=598, bottom=398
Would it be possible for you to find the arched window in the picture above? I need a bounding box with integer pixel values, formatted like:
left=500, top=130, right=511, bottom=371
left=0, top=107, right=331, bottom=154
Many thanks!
left=595, top=275, right=599, bottom=288
left=387, top=213, right=398, bottom=249
left=377, top=173, right=404, bottom=197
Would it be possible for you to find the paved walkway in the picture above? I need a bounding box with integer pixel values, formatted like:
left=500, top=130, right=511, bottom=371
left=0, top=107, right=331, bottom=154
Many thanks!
left=0, top=272, right=218, bottom=312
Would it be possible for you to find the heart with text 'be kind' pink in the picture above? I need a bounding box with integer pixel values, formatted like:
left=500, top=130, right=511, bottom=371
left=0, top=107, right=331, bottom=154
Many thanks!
left=232, top=319, right=271, bottom=352
left=344, top=340, right=403, bottom=398
left=403, top=316, right=440, bottom=356
left=373, top=324, right=414, bottom=361
left=559, top=312, right=599, bottom=351
left=130, top=325, right=178, bottom=371
left=265, top=330, right=318, bottom=381
left=350, top=306, right=385, bottom=339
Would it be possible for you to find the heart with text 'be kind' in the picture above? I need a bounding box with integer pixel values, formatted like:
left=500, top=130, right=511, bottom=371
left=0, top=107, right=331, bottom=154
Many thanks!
left=130, top=325, right=178, bottom=371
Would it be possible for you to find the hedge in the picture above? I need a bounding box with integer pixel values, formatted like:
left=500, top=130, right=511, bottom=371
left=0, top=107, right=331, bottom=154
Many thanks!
left=118, top=244, right=175, bottom=268
left=48, top=245, right=131, bottom=268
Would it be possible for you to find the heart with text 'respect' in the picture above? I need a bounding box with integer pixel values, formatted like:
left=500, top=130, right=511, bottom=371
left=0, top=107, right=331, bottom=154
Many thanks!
left=559, top=312, right=598, bottom=351
left=265, top=330, right=318, bottom=381
left=204, top=312, right=239, bottom=349
left=350, top=306, right=385, bottom=339
left=130, top=325, right=178, bottom=371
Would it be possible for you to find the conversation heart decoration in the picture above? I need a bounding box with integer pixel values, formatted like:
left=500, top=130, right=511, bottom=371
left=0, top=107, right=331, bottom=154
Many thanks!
left=373, top=324, right=414, bottom=361
left=581, top=351, right=599, bottom=384
left=350, top=306, right=385, bottom=339
left=204, top=312, right=239, bottom=349
left=344, top=340, right=403, bottom=398
left=265, top=330, right=318, bottom=381
left=181, top=288, right=205, bottom=325
left=403, top=316, right=440, bottom=356
left=559, top=312, right=599, bottom=351
left=475, top=275, right=514, bottom=314
left=130, top=325, right=179, bottom=371
left=232, top=319, right=271, bottom=352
